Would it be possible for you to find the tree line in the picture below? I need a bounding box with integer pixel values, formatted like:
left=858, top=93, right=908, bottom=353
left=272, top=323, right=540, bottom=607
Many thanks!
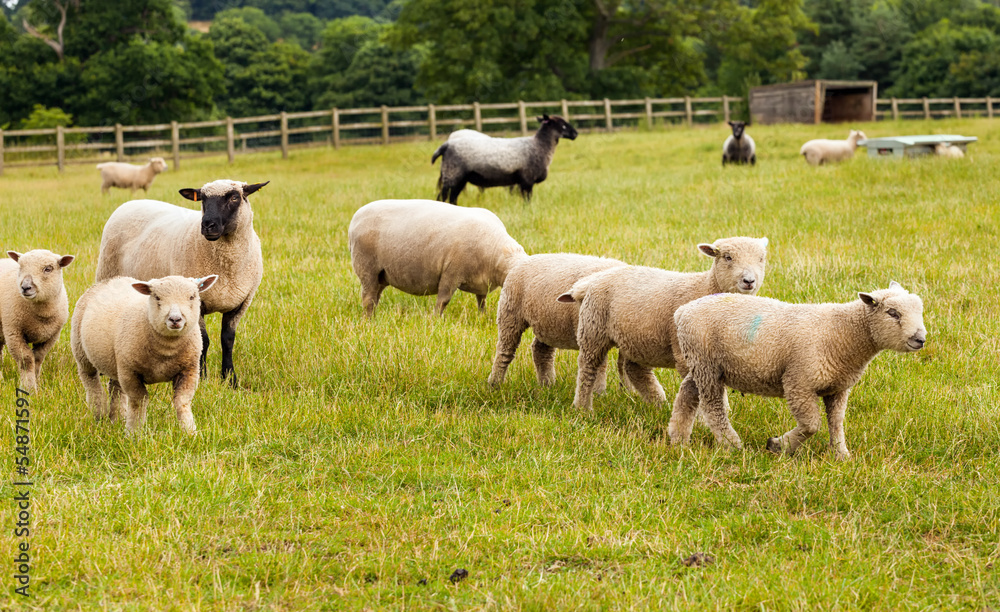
left=2, top=0, right=1000, bottom=131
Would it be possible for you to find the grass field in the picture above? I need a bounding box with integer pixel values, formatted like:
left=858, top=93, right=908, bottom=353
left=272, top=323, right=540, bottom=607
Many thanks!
left=1, top=118, right=999, bottom=610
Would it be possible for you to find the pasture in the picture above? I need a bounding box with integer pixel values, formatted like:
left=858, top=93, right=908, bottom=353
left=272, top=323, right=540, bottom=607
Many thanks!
left=1, top=118, right=998, bottom=610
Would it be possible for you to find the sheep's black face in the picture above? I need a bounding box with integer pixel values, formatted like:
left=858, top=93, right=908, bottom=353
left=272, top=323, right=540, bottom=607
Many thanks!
left=728, top=121, right=746, bottom=139
left=179, top=181, right=268, bottom=241
left=539, top=115, right=578, bottom=140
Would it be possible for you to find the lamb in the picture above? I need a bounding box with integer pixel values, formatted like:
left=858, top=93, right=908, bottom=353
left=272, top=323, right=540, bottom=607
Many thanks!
left=96, top=157, right=168, bottom=195
left=670, top=282, right=926, bottom=460
left=431, top=115, right=578, bottom=205
left=935, top=142, right=965, bottom=159
left=0, top=249, right=74, bottom=392
left=722, top=121, right=756, bottom=165
left=94, top=179, right=268, bottom=386
left=348, top=199, right=527, bottom=317
left=800, top=130, right=867, bottom=166
left=488, top=253, right=627, bottom=389
left=71, top=275, right=218, bottom=433
left=557, top=237, right=769, bottom=410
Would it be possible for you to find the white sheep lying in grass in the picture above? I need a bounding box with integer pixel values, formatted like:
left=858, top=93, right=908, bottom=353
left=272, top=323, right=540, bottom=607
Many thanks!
left=935, top=143, right=964, bottom=159
left=800, top=130, right=867, bottom=166
left=95, top=179, right=268, bottom=386
left=670, top=282, right=926, bottom=460
left=71, top=275, right=218, bottom=433
left=96, top=157, right=168, bottom=195
left=557, top=237, right=769, bottom=410
left=349, top=199, right=528, bottom=316
left=489, top=253, right=627, bottom=389
left=0, top=249, right=74, bottom=392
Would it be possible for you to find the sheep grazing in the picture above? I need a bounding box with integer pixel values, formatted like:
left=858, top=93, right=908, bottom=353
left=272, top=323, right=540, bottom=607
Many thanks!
left=348, top=199, right=527, bottom=317
left=0, top=249, right=74, bottom=392
left=670, top=282, right=926, bottom=460
left=96, top=157, right=168, bottom=195
left=94, top=179, right=268, bottom=386
left=489, top=253, right=627, bottom=389
left=71, top=275, right=218, bottom=433
left=722, top=121, right=756, bottom=165
left=935, top=142, right=965, bottom=159
left=431, top=115, right=578, bottom=205
left=557, top=237, right=769, bottom=411
left=800, top=130, right=867, bottom=166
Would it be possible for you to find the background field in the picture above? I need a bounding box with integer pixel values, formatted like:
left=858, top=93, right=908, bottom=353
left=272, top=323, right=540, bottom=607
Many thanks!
left=1, top=119, right=999, bottom=610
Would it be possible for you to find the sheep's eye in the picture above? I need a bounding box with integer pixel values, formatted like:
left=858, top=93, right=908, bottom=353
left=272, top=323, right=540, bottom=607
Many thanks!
left=43, top=266, right=53, bottom=273
left=887, top=308, right=900, bottom=320
left=155, top=296, right=161, bottom=302
left=190, top=295, right=196, bottom=300
left=724, top=254, right=733, bottom=262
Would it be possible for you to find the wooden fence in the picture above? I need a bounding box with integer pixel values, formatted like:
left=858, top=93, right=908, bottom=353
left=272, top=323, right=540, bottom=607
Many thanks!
left=0, top=94, right=995, bottom=174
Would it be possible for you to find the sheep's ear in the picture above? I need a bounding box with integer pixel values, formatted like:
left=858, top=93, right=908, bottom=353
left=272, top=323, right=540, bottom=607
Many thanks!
left=7, top=251, right=21, bottom=262
left=538, top=114, right=550, bottom=123
left=888, top=280, right=903, bottom=290
left=243, top=181, right=269, bottom=197
left=859, top=292, right=878, bottom=307
left=196, top=275, right=219, bottom=293
left=698, top=243, right=720, bottom=258
left=759, top=237, right=769, bottom=249
left=132, top=282, right=153, bottom=296
left=556, top=293, right=575, bottom=303
left=179, top=188, right=202, bottom=202
left=58, top=255, right=74, bottom=268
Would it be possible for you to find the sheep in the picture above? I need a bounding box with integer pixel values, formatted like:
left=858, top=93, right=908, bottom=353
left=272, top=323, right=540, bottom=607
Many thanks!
left=722, top=121, right=756, bottom=165
left=94, top=179, right=268, bottom=386
left=71, top=275, right=218, bottom=433
left=935, top=142, right=965, bottom=159
left=96, top=157, right=168, bottom=195
left=557, top=237, right=769, bottom=411
left=670, top=282, right=926, bottom=460
left=800, top=130, right=867, bottom=166
left=431, top=115, right=578, bottom=205
left=488, top=253, right=627, bottom=389
left=0, top=249, right=74, bottom=392
left=348, top=199, right=527, bottom=317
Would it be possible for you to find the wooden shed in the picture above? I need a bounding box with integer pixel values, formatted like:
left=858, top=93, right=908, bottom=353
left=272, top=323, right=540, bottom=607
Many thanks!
left=749, top=80, right=878, bottom=125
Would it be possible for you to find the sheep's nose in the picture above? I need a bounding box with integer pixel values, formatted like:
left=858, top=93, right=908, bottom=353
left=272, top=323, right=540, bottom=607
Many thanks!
left=20, top=277, right=35, bottom=295
left=167, top=314, right=185, bottom=329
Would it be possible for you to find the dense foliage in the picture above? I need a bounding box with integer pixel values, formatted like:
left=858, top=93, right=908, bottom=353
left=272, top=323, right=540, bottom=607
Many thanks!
left=2, top=0, right=1000, bottom=128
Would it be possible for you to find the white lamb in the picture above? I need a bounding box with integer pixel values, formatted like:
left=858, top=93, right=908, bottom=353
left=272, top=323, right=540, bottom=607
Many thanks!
left=95, top=179, right=268, bottom=385
left=488, top=253, right=627, bottom=389
left=935, top=143, right=964, bottom=159
left=71, top=275, right=218, bottom=433
left=96, top=157, right=168, bottom=195
left=800, top=130, right=867, bottom=166
left=348, top=199, right=528, bottom=317
left=0, top=249, right=74, bottom=392
left=557, top=237, right=769, bottom=410
left=670, top=282, right=926, bottom=460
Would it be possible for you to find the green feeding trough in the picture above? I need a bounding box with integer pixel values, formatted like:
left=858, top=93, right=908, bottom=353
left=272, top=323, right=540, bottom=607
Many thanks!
left=859, top=134, right=977, bottom=158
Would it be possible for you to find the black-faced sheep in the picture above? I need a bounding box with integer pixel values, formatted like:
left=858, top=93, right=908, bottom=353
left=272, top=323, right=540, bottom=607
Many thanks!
left=94, top=179, right=268, bottom=386
left=431, top=115, right=578, bottom=205
left=96, top=158, right=168, bottom=195
left=670, top=282, right=926, bottom=460
left=348, top=199, right=527, bottom=317
left=722, top=121, right=756, bottom=165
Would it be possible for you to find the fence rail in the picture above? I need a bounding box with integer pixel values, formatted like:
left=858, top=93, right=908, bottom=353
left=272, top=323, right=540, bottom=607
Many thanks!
left=0, top=94, right=994, bottom=175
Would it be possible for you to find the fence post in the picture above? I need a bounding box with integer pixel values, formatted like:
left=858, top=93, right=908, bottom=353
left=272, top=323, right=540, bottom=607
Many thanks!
left=684, top=96, right=693, bottom=127
left=473, top=102, right=482, bottom=131
left=379, top=106, right=389, bottom=145
left=923, top=97, right=930, bottom=120
left=0, top=129, right=4, bottom=176
left=953, top=96, right=961, bottom=119
left=645, top=97, right=654, bottom=127
left=561, top=99, right=569, bottom=120
left=332, top=108, right=340, bottom=149
left=891, top=98, right=899, bottom=121
left=226, top=117, right=235, bottom=163
left=988, top=96, right=994, bottom=119
left=171, top=121, right=180, bottom=170
left=603, top=98, right=613, bottom=132
left=280, top=112, right=289, bottom=158
left=56, top=125, right=65, bottom=172
left=722, top=96, right=730, bottom=123
left=428, top=104, right=437, bottom=141
left=518, top=100, right=528, bottom=135
left=115, top=124, right=124, bottom=161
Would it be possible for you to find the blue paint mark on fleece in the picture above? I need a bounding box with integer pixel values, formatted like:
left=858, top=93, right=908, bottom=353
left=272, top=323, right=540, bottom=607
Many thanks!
left=746, top=314, right=763, bottom=343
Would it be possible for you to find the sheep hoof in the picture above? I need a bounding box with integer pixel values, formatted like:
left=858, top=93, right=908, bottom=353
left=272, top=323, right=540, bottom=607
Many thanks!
left=766, top=437, right=783, bottom=454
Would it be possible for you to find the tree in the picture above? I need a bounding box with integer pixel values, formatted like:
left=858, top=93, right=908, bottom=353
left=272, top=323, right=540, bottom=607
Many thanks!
left=889, top=19, right=1000, bottom=97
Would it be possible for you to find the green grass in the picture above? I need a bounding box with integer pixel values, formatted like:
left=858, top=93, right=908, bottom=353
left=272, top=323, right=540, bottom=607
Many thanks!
left=1, top=118, right=999, bottom=610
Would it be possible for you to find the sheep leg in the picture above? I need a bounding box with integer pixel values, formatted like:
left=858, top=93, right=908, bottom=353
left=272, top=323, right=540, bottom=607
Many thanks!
left=616, top=353, right=635, bottom=392
left=120, top=375, right=149, bottom=433
left=434, top=274, right=461, bottom=315
left=475, top=294, right=487, bottom=312
left=199, top=315, right=210, bottom=377
left=573, top=341, right=611, bottom=410
left=623, top=360, right=666, bottom=403
left=767, top=388, right=821, bottom=456
left=220, top=304, right=247, bottom=387
left=442, top=179, right=466, bottom=205
left=531, top=339, right=557, bottom=387
left=30, top=336, right=57, bottom=387
left=172, top=370, right=200, bottom=434
left=696, top=377, right=742, bottom=450
left=76, top=358, right=107, bottom=421
left=518, top=183, right=533, bottom=203
left=108, top=379, right=124, bottom=423
left=4, top=332, right=37, bottom=393
left=355, top=264, right=385, bottom=318
left=668, top=374, right=700, bottom=445
left=823, top=390, right=852, bottom=461
left=488, top=309, right=527, bottom=386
